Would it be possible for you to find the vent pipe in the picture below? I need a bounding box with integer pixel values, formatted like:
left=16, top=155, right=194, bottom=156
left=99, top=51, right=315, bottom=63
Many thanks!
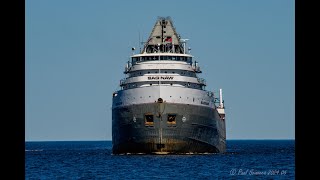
left=219, top=89, right=223, bottom=108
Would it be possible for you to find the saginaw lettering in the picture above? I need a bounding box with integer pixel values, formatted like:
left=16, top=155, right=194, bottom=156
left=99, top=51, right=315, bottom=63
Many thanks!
left=148, top=76, right=174, bottom=80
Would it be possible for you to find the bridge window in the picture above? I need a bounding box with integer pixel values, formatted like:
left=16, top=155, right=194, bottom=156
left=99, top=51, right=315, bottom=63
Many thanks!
left=132, top=57, right=139, bottom=62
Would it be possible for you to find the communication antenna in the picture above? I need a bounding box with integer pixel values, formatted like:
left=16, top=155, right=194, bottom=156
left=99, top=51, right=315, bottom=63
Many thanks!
left=138, top=31, right=141, bottom=52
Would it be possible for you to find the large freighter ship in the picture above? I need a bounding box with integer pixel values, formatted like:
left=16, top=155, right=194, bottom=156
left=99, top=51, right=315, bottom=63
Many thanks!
left=112, top=17, right=226, bottom=154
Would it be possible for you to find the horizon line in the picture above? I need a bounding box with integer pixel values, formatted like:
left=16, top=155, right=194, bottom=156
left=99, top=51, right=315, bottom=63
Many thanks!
left=25, top=138, right=295, bottom=142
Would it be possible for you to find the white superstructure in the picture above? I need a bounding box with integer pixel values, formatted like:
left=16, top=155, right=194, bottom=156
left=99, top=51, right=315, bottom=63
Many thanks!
left=112, top=17, right=222, bottom=110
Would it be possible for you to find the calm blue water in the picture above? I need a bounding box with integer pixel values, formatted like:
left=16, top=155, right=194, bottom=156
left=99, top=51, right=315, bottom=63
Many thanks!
left=25, top=140, right=294, bottom=179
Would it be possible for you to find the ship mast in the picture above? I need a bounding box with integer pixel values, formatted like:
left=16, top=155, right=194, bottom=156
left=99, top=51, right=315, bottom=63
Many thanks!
left=141, top=16, right=184, bottom=54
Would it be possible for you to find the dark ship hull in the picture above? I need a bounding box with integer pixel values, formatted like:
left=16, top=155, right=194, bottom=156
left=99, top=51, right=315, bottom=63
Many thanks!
left=112, top=102, right=226, bottom=154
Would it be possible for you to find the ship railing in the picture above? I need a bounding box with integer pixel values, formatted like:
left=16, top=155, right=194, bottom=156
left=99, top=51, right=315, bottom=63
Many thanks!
left=124, top=66, right=131, bottom=73
left=124, top=61, right=132, bottom=73
left=192, top=66, right=201, bottom=73
left=206, top=91, right=214, bottom=97
left=120, top=78, right=127, bottom=86
left=197, top=78, right=206, bottom=86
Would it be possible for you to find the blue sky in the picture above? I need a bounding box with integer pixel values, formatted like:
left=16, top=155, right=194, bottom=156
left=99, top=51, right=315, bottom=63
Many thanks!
left=26, top=0, right=294, bottom=141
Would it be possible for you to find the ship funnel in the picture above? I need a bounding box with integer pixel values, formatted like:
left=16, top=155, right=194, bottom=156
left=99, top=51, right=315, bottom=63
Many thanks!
left=219, top=89, right=224, bottom=108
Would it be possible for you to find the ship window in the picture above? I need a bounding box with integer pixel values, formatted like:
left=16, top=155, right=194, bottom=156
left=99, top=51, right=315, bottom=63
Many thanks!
left=148, top=72, right=150, bottom=74
left=132, top=57, right=139, bottom=62
left=165, top=71, right=167, bottom=73
left=145, top=114, right=154, bottom=126
left=150, top=84, right=152, bottom=86
left=167, top=114, right=176, bottom=124
left=170, top=83, right=172, bottom=86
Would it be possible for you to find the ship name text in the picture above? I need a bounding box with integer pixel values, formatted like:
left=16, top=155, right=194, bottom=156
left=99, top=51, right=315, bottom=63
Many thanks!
left=148, top=76, right=174, bottom=80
